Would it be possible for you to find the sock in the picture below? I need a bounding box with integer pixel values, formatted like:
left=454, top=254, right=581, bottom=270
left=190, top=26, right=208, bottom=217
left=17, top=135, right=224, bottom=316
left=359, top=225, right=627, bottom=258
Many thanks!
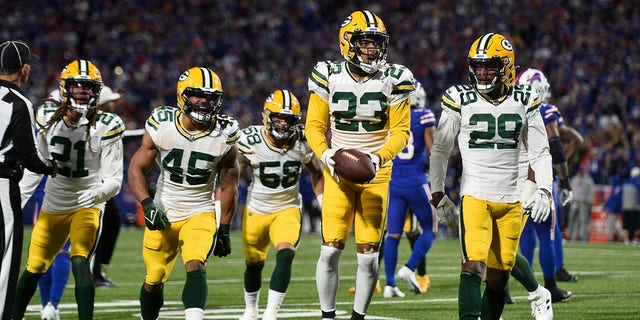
left=39, top=269, right=52, bottom=307
left=140, top=286, right=164, bottom=320
left=481, top=285, right=506, bottom=320
left=407, top=233, right=428, bottom=275
left=458, top=272, right=481, bottom=320
left=265, top=289, right=286, bottom=316
left=183, top=270, right=207, bottom=309
left=49, top=251, right=71, bottom=307
left=544, top=277, right=559, bottom=291
left=184, top=307, right=204, bottom=320
left=519, top=219, right=537, bottom=268
left=71, top=256, right=94, bottom=320
left=510, top=252, right=539, bottom=292
left=553, top=223, right=565, bottom=269
left=406, top=231, right=435, bottom=270
left=354, top=252, right=379, bottom=315
left=316, top=245, right=342, bottom=313
left=270, top=248, right=295, bottom=292
left=12, top=270, right=43, bottom=320
left=382, top=236, right=400, bottom=286
left=243, top=289, right=260, bottom=314
left=245, top=263, right=265, bottom=292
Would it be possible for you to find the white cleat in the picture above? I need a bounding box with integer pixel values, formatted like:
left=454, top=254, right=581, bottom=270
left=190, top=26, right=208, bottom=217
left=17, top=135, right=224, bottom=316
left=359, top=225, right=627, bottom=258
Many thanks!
left=262, top=304, right=279, bottom=320
left=40, top=302, right=60, bottom=320
left=239, top=307, right=258, bottom=320
left=396, top=266, right=423, bottom=293
left=383, top=285, right=406, bottom=298
left=528, top=285, right=554, bottom=320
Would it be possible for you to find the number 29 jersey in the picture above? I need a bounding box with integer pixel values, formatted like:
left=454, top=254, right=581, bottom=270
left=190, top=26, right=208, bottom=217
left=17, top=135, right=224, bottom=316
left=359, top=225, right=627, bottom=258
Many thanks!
left=432, top=84, right=552, bottom=203
left=145, top=106, right=240, bottom=221
left=237, top=125, right=314, bottom=215
left=308, top=60, right=414, bottom=154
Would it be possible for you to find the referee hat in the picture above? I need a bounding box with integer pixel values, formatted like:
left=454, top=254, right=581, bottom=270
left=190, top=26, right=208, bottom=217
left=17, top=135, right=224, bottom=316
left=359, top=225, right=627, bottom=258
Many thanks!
left=0, top=40, right=39, bottom=73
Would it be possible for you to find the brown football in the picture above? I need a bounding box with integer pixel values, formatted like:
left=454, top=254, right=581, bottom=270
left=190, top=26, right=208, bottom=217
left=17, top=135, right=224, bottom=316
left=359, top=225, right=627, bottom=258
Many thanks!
left=332, top=149, right=376, bottom=183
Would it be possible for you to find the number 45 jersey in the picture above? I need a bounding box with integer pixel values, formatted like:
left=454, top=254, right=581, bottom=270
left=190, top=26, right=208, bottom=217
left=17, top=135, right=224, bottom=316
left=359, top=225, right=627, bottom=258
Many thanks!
left=237, top=125, right=314, bottom=215
left=308, top=60, right=414, bottom=154
left=146, top=106, right=240, bottom=221
left=35, top=101, right=125, bottom=214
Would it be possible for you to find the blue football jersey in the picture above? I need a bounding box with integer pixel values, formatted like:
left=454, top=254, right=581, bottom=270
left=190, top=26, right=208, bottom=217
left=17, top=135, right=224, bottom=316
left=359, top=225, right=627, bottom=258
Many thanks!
left=540, top=102, right=565, bottom=127
left=391, top=108, right=436, bottom=186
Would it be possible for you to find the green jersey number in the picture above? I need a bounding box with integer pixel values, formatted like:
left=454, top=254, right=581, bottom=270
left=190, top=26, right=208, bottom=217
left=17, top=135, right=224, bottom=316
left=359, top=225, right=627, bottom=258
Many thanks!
left=468, top=113, right=522, bottom=149
left=331, top=92, right=388, bottom=132
left=162, top=148, right=214, bottom=185
left=50, top=136, right=88, bottom=177
left=259, top=160, right=302, bottom=189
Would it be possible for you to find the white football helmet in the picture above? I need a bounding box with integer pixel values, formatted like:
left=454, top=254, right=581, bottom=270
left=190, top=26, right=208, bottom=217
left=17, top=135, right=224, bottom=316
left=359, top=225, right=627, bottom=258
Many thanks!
left=516, top=68, right=551, bottom=103
left=410, top=80, right=426, bottom=109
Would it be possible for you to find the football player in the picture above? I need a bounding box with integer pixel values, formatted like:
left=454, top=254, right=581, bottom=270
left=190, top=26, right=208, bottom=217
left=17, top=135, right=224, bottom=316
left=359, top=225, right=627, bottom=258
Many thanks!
left=128, top=67, right=240, bottom=320
left=382, top=80, right=437, bottom=298
left=516, top=68, right=581, bottom=300
left=429, top=33, right=553, bottom=319
left=305, top=10, right=412, bottom=320
left=237, top=90, right=324, bottom=320
left=12, top=60, right=125, bottom=320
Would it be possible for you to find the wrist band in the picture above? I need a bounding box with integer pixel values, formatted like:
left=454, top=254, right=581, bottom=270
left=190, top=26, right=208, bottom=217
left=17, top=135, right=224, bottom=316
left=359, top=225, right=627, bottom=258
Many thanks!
left=141, top=197, right=153, bottom=206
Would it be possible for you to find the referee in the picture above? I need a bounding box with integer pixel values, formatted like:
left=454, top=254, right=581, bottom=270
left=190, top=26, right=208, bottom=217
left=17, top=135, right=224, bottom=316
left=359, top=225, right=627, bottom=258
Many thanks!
left=0, top=40, right=56, bottom=320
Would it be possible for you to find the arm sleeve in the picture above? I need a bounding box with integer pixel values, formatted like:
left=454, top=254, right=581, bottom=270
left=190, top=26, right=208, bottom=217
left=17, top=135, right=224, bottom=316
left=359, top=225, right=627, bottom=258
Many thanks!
left=526, top=108, right=553, bottom=192
left=95, top=139, right=124, bottom=203
left=429, top=108, right=460, bottom=192
left=19, top=169, right=43, bottom=208
left=305, top=92, right=330, bottom=159
left=11, top=103, right=52, bottom=174
left=376, top=98, right=411, bottom=165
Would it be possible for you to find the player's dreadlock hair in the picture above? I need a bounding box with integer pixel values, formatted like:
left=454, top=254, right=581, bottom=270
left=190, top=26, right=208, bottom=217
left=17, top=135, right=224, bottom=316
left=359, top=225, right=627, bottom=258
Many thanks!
left=44, top=102, right=98, bottom=144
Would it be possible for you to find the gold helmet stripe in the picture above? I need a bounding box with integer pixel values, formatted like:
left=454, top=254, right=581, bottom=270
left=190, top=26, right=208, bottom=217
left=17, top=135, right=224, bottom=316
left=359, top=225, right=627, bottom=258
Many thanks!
left=475, top=32, right=495, bottom=56
left=361, top=10, right=377, bottom=28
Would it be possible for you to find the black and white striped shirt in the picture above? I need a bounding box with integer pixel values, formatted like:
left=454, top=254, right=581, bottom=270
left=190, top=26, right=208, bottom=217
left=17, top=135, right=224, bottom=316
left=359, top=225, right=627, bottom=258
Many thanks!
left=0, top=79, right=52, bottom=179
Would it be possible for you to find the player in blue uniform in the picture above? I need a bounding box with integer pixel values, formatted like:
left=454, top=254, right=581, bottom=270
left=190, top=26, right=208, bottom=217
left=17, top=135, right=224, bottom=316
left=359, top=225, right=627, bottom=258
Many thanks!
left=516, top=68, right=578, bottom=303
left=382, top=80, right=436, bottom=297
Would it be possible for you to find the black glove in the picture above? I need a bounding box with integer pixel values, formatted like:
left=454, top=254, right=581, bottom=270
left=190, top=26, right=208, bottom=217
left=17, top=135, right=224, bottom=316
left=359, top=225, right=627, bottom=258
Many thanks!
left=141, top=198, right=170, bottom=230
left=213, top=224, right=231, bottom=257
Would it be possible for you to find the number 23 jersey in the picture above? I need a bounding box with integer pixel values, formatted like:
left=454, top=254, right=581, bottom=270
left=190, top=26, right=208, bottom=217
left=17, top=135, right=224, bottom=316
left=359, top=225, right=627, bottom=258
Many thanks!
left=308, top=60, right=414, bottom=153
left=146, top=106, right=240, bottom=220
left=237, top=125, right=314, bottom=215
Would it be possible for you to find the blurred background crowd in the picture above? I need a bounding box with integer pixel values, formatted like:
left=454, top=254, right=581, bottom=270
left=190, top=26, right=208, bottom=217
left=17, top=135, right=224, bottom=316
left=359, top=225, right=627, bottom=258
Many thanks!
left=3, top=0, right=639, bottom=235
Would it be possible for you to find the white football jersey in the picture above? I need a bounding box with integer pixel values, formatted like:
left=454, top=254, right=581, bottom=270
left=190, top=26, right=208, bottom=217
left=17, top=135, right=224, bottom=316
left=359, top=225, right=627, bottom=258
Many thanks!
left=146, top=106, right=240, bottom=221
left=36, top=101, right=125, bottom=213
left=237, top=125, right=314, bottom=214
left=430, top=84, right=552, bottom=203
left=308, top=60, right=414, bottom=153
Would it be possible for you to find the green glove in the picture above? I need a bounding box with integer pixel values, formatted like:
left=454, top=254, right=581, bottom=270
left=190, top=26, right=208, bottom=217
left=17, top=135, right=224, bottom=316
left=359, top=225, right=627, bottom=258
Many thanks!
left=141, top=198, right=170, bottom=230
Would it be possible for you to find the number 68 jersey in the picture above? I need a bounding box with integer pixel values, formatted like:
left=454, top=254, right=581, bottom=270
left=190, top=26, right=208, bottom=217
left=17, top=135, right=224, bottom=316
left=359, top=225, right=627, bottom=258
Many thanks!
left=237, top=125, right=314, bottom=215
left=146, top=106, right=240, bottom=221
left=35, top=101, right=125, bottom=214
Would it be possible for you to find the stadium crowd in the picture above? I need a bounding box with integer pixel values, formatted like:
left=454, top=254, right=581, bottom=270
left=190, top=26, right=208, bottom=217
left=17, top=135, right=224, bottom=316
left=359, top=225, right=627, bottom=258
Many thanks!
left=3, top=0, right=639, bottom=188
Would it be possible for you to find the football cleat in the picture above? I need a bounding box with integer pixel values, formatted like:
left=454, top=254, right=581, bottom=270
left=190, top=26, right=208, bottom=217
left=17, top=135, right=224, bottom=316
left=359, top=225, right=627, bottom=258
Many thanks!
left=347, top=280, right=381, bottom=294
left=556, top=266, right=578, bottom=282
left=40, top=302, right=60, bottom=320
left=416, top=275, right=431, bottom=293
left=397, top=266, right=423, bottom=294
left=528, top=285, right=553, bottom=320
left=548, top=287, right=572, bottom=303
left=383, top=285, right=406, bottom=298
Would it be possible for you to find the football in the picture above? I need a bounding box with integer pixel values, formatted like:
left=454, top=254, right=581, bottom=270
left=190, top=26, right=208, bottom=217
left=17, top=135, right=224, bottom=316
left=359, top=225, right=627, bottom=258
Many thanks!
left=332, top=149, right=376, bottom=184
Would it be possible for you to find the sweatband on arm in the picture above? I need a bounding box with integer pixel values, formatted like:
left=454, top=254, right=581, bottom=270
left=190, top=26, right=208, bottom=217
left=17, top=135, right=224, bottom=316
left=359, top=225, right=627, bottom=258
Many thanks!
left=548, top=136, right=566, bottom=164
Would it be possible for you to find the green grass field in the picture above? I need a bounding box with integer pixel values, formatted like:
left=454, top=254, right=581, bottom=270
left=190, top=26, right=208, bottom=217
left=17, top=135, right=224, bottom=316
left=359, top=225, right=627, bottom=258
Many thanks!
left=19, top=227, right=640, bottom=319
